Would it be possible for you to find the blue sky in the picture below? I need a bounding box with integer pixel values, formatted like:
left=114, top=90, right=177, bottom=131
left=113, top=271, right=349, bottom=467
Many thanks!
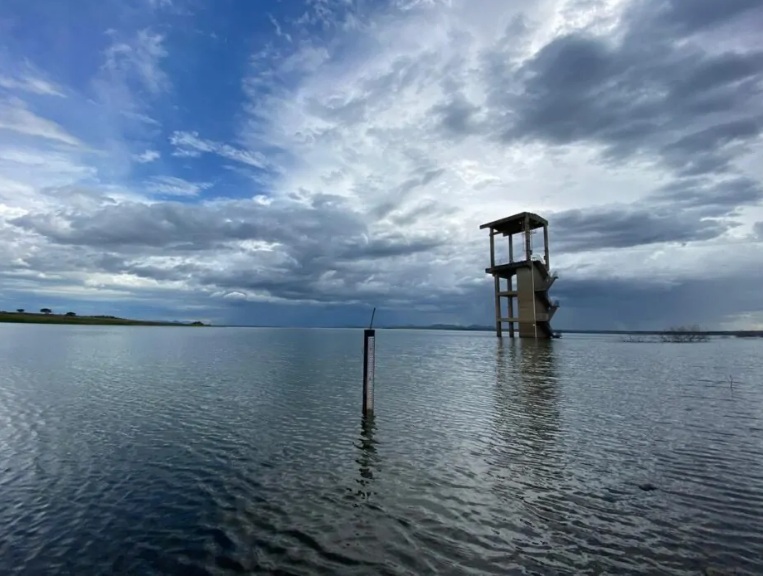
left=1, top=0, right=762, bottom=329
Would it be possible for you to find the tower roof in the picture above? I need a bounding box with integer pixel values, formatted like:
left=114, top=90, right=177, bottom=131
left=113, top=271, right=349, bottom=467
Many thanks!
left=479, top=212, right=547, bottom=235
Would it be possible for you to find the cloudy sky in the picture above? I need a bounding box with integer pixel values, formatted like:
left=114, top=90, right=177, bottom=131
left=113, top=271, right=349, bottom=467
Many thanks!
left=1, top=0, right=762, bottom=329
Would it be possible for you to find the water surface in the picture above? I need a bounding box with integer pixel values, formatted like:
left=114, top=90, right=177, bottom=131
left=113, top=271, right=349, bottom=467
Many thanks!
left=1, top=325, right=762, bottom=574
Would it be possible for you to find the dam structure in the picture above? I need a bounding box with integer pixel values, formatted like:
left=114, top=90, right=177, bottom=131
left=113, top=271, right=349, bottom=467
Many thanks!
left=480, top=212, right=559, bottom=339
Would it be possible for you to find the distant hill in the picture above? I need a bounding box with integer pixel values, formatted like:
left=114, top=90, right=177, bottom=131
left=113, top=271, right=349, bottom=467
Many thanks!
left=0, top=311, right=206, bottom=327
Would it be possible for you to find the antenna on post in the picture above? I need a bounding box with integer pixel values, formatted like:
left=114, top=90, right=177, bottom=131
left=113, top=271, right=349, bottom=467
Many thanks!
left=362, top=307, right=376, bottom=416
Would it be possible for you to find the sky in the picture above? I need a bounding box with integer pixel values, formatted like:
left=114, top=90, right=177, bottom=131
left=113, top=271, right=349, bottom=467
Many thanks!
left=0, top=0, right=762, bottom=329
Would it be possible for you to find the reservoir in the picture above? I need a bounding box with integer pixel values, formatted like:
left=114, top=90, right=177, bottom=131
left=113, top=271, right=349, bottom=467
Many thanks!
left=1, top=325, right=762, bottom=574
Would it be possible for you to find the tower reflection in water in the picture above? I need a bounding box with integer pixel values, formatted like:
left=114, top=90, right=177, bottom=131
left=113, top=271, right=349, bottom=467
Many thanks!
left=490, top=338, right=561, bottom=486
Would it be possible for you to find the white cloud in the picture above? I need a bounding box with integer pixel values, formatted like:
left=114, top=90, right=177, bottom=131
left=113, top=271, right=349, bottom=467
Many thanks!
left=269, top=14, right=293, bottom=43
left=89, top=28, right=170, bottom=144
left=145, top=175, right=212, bottom=197
left=169, top=131, right=269, bottom=169
left=102, top=29, right=169, bottom=96
left=0, top=147, right=95, bottom=200
left=0, top=73, right=65, bottom=97
left=0, top=98, right=82, bottom=147
left=133, top=149, right=161, bottom=163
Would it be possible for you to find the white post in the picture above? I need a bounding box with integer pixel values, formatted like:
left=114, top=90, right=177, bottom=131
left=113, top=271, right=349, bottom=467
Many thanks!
left=363, top=329, right=375, bottom=415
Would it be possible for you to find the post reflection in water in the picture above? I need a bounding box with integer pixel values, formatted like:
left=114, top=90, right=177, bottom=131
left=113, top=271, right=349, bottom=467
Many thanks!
left=349, top=414, right=379, bottom=503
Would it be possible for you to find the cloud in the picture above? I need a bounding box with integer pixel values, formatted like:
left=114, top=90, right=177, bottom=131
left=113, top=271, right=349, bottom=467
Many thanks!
left=269, top=14, right=293, bottom=43
left=648, top=176, right=763, bottom=216
left=494, top=19, right=763, bottom=181
left=0, top=148, right=95, bottom=205
left=144, top=176, right=212, bottom=197
left=293, top=0, right=358, bottom=30
left=652, top=0, right=762, bottom=34
left=169, top=131, right=269, bottom=168
left=8, top=191, right=452, bottom=307
left=0, top=71, right=65, bottom=97
left=553, top=271, right=763, bottom=331
left=102, top=29, right=169, bottom=96
left=551, top=205, right=730, bottom=252
left=224, top=0, right=762, bottom=326
left=1, top=0, right=762, bottom=330
left=90, top=28, right=170, bottom=134
left=133, top=149, right=160, bottom=163
left=0, top=98, right=82, bottom=146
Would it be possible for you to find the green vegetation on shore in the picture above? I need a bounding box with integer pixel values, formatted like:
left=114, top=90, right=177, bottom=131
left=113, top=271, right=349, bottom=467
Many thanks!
left=0, top=310, right=206, bottom=327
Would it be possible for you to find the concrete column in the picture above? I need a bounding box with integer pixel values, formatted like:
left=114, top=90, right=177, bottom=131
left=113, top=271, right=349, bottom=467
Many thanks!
left=524, top=217, right=532, bottom=261
left=543, top=226, right=550, bottom=269
left=508, top=234, right=513, bottom=263
left=494, top=276, right=502, bottom=338
left=490, top=230, right=501, bottom=338
left=507, top=276, right=515, bottom=338
left=489, top=230, right=495, bottom=267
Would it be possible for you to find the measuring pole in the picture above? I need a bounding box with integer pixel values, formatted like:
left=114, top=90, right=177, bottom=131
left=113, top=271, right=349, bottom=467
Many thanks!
left=362, top=308, right=376, bottom=416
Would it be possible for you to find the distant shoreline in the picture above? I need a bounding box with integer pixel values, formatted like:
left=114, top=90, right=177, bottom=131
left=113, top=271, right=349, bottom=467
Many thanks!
left=213, top=324, right=763, bottom=337
left=382, top=325, right=763, bottom=337
left=0, top=311, right=205, bottom=327
left=378, top=325, right=763, bottom=337
left=2, top=314, right=759, bottom=336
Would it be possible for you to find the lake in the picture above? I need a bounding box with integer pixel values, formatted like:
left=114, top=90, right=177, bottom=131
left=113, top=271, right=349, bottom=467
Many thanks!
left=1, top=325, right=762, bottom=575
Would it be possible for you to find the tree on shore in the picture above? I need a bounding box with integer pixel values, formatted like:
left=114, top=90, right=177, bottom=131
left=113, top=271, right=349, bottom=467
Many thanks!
left=16, top=309, right=24, bottom=313
left=660, top=325, right=710, bottom=343
left=622, top=325, right=711, bottom=343
left=65, top=312, right=76, bottom=317
left=40, top=308, right=52, bottom=315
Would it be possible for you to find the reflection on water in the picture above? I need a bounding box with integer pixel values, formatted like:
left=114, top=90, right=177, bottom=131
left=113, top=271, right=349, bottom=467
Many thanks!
left=492, top=339, right=560, bottom=461
left=2, top=325, right=763, bottom=574
left=351, top=415, right=379, bottom=502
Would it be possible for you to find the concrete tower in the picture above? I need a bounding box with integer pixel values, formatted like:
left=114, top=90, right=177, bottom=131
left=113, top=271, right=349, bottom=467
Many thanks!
left=480, top=212, right=559, bottom=338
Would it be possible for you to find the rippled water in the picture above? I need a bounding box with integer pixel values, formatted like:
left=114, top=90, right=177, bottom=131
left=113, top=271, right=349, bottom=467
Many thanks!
left=1, top=325, right=762, bottom=575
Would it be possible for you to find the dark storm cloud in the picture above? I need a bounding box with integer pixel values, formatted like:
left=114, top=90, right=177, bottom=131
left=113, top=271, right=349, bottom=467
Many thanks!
left=489, top=0, right=763, bottom=184
left=343, top=234, right=441, bottom=259
left=652, top=0, right=762, bottom=34
left=8, top=190, right=448, bottom=305
left=648, top=176, right=763, bottom=216
left=191, top=264, right=412, bottom=306
left=433, top=96, right=481, bottom=136
left=660, top=120, right=761, bottom=176
left=10, top=195, right=365, bottom=251
left=502, top=35, right=762, bottom=162
left=551, top=205, right=729, bottom=252
left=552, top=271, right=763, bottom=330
left=11, top=196, right=442, bottom=260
